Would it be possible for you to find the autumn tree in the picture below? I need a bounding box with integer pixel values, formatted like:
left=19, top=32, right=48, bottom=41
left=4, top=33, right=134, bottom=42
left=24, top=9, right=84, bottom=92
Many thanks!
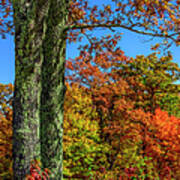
left=1, top=0, right=180, bottom=179
left=110, top=52, right=180, bottom=114
left=66, top=40, right=180, bottom=177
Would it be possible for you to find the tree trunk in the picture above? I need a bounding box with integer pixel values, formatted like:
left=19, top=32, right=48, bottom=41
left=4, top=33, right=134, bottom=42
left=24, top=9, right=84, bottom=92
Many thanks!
left=12, top=0, right=68, bottom=179
left=40, top=0, right=68, bottom=179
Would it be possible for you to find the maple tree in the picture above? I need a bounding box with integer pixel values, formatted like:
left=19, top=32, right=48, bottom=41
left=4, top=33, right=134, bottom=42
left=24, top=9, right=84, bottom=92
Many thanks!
left=1, top=0, right=180, bottom=179
left=146, top=108, right=180, bottom=178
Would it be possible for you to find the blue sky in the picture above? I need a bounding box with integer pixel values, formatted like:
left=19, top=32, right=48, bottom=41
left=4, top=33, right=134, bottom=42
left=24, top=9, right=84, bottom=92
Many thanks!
left=0, top=26, right=180, bottom=85
left=0, top=0, right=180, bottom=85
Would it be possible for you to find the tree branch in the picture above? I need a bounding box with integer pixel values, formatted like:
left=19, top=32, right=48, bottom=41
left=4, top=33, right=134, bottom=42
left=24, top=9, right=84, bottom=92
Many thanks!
left=65, top=23, right=176, bottom=42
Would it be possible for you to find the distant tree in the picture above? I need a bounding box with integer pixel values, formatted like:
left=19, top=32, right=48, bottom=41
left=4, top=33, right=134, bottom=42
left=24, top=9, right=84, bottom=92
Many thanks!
left=110, top=52, right=180, bottom=114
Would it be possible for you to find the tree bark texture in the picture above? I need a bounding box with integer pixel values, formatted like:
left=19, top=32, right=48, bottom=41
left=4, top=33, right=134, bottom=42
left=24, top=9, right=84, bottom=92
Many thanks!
left=12, top=0, right=68, bottom=179
left=40, top=0, right=68, bottom=179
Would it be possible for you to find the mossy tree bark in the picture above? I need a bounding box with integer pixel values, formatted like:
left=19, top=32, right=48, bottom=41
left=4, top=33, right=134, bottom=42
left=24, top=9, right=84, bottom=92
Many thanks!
left=12, top=0, right=68, bottom=179
left=40, top=0, right=68, bottom=179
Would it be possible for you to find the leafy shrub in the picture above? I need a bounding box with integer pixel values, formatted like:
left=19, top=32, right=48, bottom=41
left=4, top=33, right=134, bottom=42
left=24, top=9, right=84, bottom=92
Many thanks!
left=25, top=159, right=51, bottom=180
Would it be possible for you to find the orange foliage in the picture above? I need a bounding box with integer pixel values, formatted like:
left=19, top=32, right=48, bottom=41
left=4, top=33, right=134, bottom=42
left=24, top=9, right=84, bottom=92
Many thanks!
left=0, top=83, right=13, bottom=178
left=146, top=109, right=180, bottom=177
